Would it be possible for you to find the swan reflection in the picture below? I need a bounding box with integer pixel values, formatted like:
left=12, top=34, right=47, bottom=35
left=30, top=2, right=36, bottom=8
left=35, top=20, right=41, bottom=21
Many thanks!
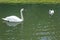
left=4, top=21, right=22, bottom=26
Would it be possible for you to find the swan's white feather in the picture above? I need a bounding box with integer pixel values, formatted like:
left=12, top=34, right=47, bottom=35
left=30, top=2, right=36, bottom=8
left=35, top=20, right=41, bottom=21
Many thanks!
left=2, top=16, right=23, bottom=22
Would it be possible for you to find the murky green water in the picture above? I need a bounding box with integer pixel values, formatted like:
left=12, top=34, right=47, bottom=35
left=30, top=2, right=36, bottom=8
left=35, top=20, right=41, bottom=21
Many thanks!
left=0, top=3, right=60, bottom=40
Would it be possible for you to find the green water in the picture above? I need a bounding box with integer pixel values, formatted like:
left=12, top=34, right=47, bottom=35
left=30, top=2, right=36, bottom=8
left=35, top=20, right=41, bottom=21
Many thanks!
left=0, top=3, right=60, bottom=40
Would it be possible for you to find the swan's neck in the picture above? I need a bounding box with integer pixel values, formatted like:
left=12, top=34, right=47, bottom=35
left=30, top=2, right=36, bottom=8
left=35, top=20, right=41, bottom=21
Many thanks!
left=20, top=11, right=23, bottom=21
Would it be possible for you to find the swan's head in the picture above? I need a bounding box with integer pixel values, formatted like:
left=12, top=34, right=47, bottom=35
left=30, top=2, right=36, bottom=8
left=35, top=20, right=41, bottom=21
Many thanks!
left=20, top=8, right=24, bottom=12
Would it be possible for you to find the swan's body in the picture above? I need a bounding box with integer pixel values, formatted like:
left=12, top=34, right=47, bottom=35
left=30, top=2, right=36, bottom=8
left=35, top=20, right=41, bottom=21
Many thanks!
left=2, top=8, right=24, bottom=22
left=49, top=9, right=54, bottom=16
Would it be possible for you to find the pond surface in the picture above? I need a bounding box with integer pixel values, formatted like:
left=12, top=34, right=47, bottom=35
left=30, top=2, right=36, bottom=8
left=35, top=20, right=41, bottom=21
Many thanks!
left=0, top=3, right=60, bottom=40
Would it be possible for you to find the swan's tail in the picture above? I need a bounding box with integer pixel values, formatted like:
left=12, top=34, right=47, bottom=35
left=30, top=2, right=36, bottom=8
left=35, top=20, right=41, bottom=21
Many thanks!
left=2, top=18, right=7, bottom=20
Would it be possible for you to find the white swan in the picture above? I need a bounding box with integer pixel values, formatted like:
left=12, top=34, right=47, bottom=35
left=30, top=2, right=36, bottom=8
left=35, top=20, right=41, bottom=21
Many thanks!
left=49, top=9, right=54, bottom=16
left=2, top=8, right=24, bottom=22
